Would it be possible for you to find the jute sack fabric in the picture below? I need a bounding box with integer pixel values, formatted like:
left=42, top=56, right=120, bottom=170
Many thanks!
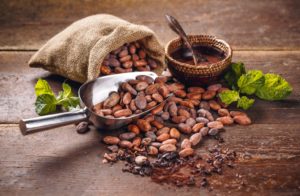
left=29, top=14, right=166, bottom=83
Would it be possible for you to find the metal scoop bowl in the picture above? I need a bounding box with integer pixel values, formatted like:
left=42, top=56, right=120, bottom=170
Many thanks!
left=20, top=72, right=168, bottom=135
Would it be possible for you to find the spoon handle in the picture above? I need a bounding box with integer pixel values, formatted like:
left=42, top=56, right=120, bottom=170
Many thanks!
left=165, top=14, right=198, bottom=65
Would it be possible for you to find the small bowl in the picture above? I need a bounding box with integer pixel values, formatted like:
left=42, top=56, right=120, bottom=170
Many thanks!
left=165, top=35, right=232, bottom=86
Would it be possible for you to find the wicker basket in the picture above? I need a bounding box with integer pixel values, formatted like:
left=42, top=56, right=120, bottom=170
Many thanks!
left=165, top=35, right=232, bottom=86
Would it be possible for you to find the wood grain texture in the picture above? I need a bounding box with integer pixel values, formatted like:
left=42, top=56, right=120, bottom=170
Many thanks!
left=0, top=0, right=299, bottom=50
left=0, top=51, right=299, bottom=123
left=0, top=124, right=299, bottom=196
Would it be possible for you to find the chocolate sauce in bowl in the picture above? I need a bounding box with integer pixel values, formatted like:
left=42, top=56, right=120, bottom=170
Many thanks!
left=171, top=45, right=225, bottom=66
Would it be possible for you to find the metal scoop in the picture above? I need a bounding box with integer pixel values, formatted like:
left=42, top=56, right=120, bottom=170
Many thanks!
left=20, top=72, right=168, bottom=135
left=165, top=14, right=208, bottom=64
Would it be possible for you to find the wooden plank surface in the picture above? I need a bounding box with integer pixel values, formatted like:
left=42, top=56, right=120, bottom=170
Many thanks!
left=1, top=0, right=300, bottom=195
left=0, top=0, right=300, bottom=50
left=0, top=123, right=299, bottom=196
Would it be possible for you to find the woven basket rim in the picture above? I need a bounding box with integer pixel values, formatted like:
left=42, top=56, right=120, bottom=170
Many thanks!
left=165, top=35, right=232, bottom=70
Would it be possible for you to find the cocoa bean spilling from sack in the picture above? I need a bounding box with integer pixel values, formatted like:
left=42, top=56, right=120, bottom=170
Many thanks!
left=100, top=42, right=158, bottom=76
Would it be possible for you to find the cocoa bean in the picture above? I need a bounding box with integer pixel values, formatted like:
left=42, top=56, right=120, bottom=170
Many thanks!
left=135, top=95, right=147, bottom=110
left=186, top=117, right=196, bottom=127
left=138, top=50, right=146, bottom=58
left=170, top=128, right=181, bottom=140
left=152, top=93, right=164, bottom=103
left=136, top=75, right=154, bottom=84
left=122, top=92, right=132, bottom=105
left=134, top=59, right=147, bottom=67
left=200, top=101, right=210, bottom=110
left=207, top=84, right=222, bottom=91
left=192, top=123, right=205, bottom=132
left=150, top=120, right=164, bottom=129
left=155, top=76, right=168, bottom=83
left=137, top=119, right=151, bottom=132
left=145, top=131, right=157, bottom=141
left=174, top=89, right=187, bottom=98
left=208, top=128, right=219, bottom=136
left=113, top=109, right=132, bottom=118
left=122, top=82, right=137, bottom=95
left=146, top=101, right=157, bottom=110
left=118, top=49, right=129, bottom=57
left=76, top=122, right=89, bottom=134
left=119, top=140, right=133, bottom=148
left=217, top=116, right=234, bottom=125
left=158, top=85, right=170, bottom=98
left=178, top=108, right=191, bottom=118
left=119, top=132, right=136, bottom=140
left=135, top=81, right=149, bottom=91
left=207, top=121, right=224, bottom=129
left=200, top=127, right=209, bottom=136
left=128, top=124, right=140, bottom=135
left=169, top=102, right=178, bottom=117
left=196, top=117, right=209, bottom=124
left=181, top=138, right=192, bottom=149
left=148, top=146, right=158, bottom=155
left=103, top=136, right=120, bottom=145
left=156, top=127, right=170, bottom=136
left=179, top=148, right=194, bottom=157
left=151, top=142, right=162, bottom=148
left=129, top=100, right=137, bottom=111
left=120, top=55, right=131, bottom=63
left=151, top=102, right=165, bottom=115
left=159, top=144, right=177, bottom=152
left=187, top=87, right=205, bottom=93
left=145, top=84, right=158, bottom=95
left=108, top=58, right=121, bottom=67
left=178, top=123, right=192, bottom=134
left=189, top=133, right=202, bottom=146
left=230, top=111, right=247, bottom=117
left=122, top=61, right=133, bottom=69
left=162, top=139, right=177, bottom=145
left=103, top=92, right=120, bottom=108
left=129, top=44, right=136, bottom=54
left=202, top=90, right=216, bottom=100
left=208, top=100, right=221, bottom=111
left=186, top=93, right=202, bottom=100
left=171, top=116, right=187, bottom=124
left=100, top=65, right=112, bottom=75
left=161, top=112, right=170, bottom=120
left=218, top=108, right=230, bottom=117
left=132, top=137, right=141, bottom=147
left=233, top=115, right=251, bottom=125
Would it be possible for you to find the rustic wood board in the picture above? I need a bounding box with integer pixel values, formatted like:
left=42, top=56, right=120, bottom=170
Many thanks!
left=0, top=0, right=300, bottom=195
left=0, top=123, right=299, bottom=195
left=0, top=0, right=299, bottom=50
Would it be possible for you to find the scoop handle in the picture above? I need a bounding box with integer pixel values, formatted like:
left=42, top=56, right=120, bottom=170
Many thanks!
left=19, top=108, right=88, bottom=135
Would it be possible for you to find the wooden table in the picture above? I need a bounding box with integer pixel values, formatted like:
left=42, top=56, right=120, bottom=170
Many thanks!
left=1, top=0, right=299, bottom=195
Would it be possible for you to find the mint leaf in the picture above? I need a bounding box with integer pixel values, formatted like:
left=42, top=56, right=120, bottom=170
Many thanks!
left=57, top=82, right=73, bottom=100
left=237, top=70, right=265, bottom=95
left=224, top=62, right=246, bottom=89
left=35, top=94, right=57, bottom=115
left=218, top=90, right=240, bottom=105
left=255, top=73, right=292, bottom=101
left=35, top=79, right=55, bottom=96
left=57, top=96, right=80, bottom=110
left=237, top=96, right=255, bottom=110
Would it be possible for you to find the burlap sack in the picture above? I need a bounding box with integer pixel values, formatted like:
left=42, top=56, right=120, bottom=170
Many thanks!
left=29, top=14, right=166, bottom=83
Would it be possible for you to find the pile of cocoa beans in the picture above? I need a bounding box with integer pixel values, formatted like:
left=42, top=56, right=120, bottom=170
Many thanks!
left=92, top=75, right=169, bottom=118
left=102, top=75, right=252, bottom=162
left=100, top=42, right=158, bottom=75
